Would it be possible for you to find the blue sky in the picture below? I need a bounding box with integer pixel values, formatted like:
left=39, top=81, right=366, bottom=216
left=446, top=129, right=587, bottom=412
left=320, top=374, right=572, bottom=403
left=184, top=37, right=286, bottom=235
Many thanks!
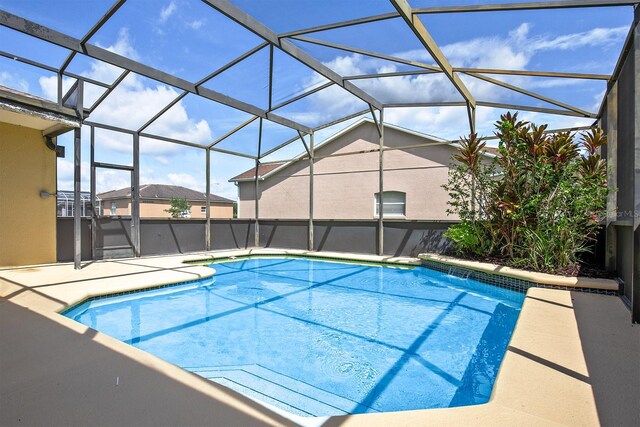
left=0, top=0, right=633, bottom=200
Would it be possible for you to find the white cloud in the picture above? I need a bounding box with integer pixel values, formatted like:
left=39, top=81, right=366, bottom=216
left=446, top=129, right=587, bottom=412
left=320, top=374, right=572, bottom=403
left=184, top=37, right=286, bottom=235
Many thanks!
left=0, top=71, right=30, bottom=93
left=528, top=26, right=628, bottom=51
left=187, top=20, right=204, bottom=30
left=166, top=172, right=201, bottom=190
left=289, top=22, right=623, bottom=138
left=211, top=179, right=238, bottom=201
left=41, top=30, right=213, bottom=157
left=56, top=158, right=87, bottom=192
left=159, top=1, right=177, bottom=24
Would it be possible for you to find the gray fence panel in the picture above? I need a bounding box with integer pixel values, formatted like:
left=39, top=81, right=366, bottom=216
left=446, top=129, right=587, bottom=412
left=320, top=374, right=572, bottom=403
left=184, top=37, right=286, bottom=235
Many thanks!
left=140, top=219, right=206, bottom=256
left=95, top=217, right=133, bottom=259
left=56, top=218, right=456, bottom=261
left=313, top=221, right=378, bottom=254
left=383, top=221, right=455, bottom=257
left=260, top=220, right=308, bottom=250
left=210, top=219, right=255, bottom=250
left=56, top=218, right=91, bottom=262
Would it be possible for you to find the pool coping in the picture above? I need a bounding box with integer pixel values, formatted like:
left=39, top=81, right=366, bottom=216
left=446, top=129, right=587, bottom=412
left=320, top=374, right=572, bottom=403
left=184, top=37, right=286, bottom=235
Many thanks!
left=1, top=249, right=636, bottom=426
left=419, top=252, right=620, bottom=292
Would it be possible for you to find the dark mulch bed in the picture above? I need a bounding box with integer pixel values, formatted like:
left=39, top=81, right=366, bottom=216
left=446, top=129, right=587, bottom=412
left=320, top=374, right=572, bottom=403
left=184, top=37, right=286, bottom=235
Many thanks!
left=443, top=251, right=615, bottom=279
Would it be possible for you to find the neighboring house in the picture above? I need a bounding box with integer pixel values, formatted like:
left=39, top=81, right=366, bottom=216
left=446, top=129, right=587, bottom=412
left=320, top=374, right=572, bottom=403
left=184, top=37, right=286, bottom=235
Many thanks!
left=98, top=184, right=235, bottom=218
left=230, top=119, right=496, bottom=220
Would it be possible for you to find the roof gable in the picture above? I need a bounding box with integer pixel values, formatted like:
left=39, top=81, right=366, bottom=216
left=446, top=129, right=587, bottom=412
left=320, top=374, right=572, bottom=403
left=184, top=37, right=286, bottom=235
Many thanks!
left=229, top=118, right=494, bottom=182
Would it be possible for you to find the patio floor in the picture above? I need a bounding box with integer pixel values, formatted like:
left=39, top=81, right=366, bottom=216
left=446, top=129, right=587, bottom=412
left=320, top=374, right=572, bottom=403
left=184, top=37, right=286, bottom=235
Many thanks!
left=1, top=250, right=638, bottom=426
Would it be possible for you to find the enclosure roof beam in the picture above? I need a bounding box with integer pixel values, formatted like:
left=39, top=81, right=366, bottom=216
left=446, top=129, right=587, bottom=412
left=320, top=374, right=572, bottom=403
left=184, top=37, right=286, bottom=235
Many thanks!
left=259, top=134, right=301, bottom=159
left=390, top=0, right=475, bottom=110
left=464, top=71, right=595, bottom=117
left=270, top=81, right=334, bottom=111
left=342, top=65, right=610, bottom=83
left=454, top=68, right=611, bottom=80
left=85, top=119, right=211, bottom=151
left=279, top=13, right=399, bottom=38
left=59, top=0, right=127, bottom=73
left=284, top=38, right=612, bottom=81
left=414, top=0, right=639, bottom=14
left=476, top=101, right=598, bottom=118
left=0, top=49, right=58, bottom=73
left=279, top=1, right=637, bottom=38
left=201, top=0, right=383, bottom=110
left=0, top=49, right=127, bottom=92
left=344, top=70, right=439, bottom=80
left=195, top=42, right=269, bottom=87
left=210, top=146, right=257, bottom=160
left=136, top=90, right=188, bottom=133
left=88, top=70, right=130, bottom=113
left=0, top=9, right=312, bottom=133
left=297, top=131, right=311, bottom=157
left=290, top=35, right=440, bottom=72
left=384, top=102, right=467, bottom=108
left=312, top=109, right=370, bottom=131
left=208, top=116, right=259, bottom=149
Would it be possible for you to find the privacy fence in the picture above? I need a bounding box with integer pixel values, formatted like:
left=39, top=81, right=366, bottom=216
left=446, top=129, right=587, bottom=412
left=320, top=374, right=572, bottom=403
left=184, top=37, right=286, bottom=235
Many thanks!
left=57, top=217, right=456, bottom=262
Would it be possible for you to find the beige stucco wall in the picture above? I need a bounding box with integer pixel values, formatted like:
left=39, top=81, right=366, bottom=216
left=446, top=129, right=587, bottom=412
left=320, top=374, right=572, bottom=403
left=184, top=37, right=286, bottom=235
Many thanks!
left=238, top=122, right=457, bottom=220
left=103, top=199, right=234, bottom=218
left=0, top=122, right=57, bottom=266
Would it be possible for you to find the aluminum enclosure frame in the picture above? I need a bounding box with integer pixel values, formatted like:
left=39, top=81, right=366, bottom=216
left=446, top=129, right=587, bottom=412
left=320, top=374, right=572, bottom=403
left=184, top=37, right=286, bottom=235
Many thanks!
left=0, top=1, right=638, bottom=322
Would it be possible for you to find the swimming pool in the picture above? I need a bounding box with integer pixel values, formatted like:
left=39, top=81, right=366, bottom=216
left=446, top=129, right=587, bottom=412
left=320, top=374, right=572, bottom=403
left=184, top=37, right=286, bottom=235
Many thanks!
left=64, top=257, right=524, bottom=417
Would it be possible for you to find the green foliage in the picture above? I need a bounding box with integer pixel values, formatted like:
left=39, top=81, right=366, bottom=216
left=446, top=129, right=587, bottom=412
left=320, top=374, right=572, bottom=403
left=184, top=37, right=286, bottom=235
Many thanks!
left=164, top=197, right=191, bottom=218
left=442, top=113, right=608, bottom=272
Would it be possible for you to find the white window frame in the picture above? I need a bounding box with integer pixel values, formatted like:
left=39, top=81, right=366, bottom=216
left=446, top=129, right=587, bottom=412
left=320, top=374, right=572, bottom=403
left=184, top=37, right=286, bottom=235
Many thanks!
left=374, top=191, right=406, bottom=218
left=110, top=201, right=117, bottom=215
left=200, top=206, right=207, bottom=214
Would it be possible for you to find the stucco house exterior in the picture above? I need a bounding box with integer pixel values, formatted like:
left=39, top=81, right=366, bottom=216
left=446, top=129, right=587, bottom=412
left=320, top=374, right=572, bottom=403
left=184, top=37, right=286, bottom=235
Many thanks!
left=98, top=184, right=235, bottom=218
left=230, top=119, right=496, bottom=220
left=0, top=85, right=80, bottom=266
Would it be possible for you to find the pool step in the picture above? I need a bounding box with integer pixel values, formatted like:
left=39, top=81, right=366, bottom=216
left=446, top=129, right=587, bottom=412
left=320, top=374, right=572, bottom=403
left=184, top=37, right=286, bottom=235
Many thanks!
left=189, top=364, right=372, bottom=417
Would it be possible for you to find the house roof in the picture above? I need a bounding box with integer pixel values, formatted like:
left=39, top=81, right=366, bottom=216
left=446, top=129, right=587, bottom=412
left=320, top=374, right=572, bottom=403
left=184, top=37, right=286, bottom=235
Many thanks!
left=0, top=84, right=80, bottom=132
left=98, top=184, right=235, bottom=204
left=229, top=118, right=497, bottom=182
left=229, top=162, right=286, bottom=181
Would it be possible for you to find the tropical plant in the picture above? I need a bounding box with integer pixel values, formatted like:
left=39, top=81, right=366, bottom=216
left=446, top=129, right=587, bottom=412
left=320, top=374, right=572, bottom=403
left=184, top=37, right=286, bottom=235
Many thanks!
left=165, top=197, right=191, bottom=218
left=443, top=112, right=608, bottom=272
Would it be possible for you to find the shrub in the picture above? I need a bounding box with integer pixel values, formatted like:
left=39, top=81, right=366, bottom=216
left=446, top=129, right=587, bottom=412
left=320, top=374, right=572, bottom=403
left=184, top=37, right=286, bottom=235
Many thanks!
left=443, top=112, right=607, bottom=272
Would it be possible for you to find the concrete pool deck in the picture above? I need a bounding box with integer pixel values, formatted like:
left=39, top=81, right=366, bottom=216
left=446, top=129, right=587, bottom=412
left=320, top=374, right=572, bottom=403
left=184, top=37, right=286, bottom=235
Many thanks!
left=1, top=249, right=638, bottom=426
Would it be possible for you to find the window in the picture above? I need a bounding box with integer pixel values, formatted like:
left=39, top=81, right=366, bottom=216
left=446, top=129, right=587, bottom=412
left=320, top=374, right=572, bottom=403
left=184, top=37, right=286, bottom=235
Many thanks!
left=110, top=201, right=116, bottom=215
left=200, top=206, right=207, bottom=214
left=375, top=191, right=406, bottom=217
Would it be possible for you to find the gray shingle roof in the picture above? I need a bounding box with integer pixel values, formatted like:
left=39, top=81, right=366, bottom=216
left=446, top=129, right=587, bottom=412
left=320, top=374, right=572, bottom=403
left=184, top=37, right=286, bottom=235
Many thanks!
left=229, top=162, right=286, bottom=181
left=98, top=184, right=234, bottom=204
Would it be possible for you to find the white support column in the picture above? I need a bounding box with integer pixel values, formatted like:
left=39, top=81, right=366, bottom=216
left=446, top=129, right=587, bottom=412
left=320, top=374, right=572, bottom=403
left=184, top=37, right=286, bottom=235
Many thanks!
left=309, top=131, right=314, bottom=251
left=90, top=126, right=96, bottom=261
left=378, top=109, right=384, bottom=256
left=254, top=118, right=263, bottom=247
left=73, top=126, right=82, bottom=269
left=132, top=132, right=140, bottom=257
left=206, top=148, right=211, bottom=251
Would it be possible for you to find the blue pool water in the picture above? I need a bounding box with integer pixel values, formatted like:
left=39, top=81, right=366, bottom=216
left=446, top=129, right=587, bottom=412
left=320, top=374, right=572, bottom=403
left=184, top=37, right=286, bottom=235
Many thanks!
left=64, top=258, right=524, bottom=417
